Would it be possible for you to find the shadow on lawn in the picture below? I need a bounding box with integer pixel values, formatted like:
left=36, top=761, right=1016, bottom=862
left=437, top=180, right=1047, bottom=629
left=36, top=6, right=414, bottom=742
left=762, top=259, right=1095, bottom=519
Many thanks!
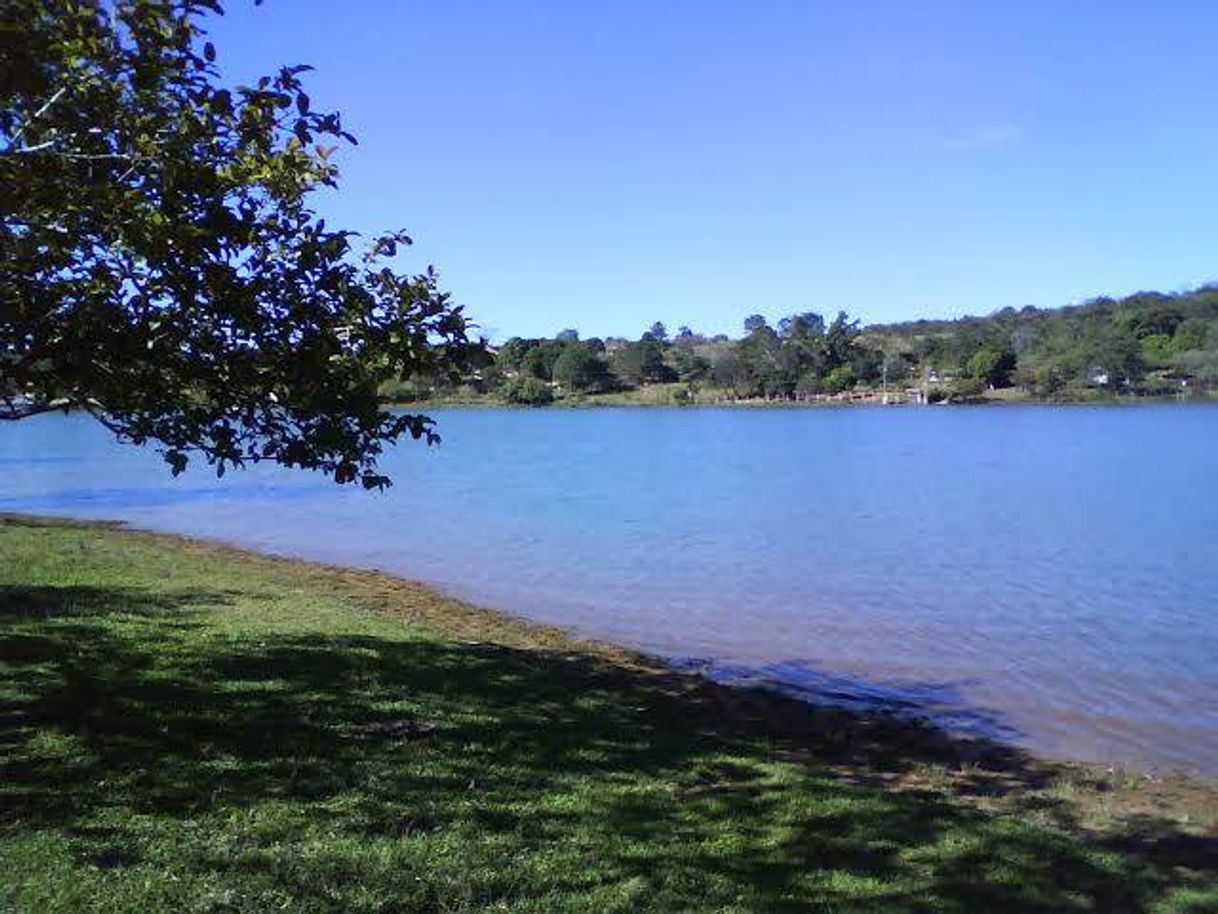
left=0, top=582, right=1212, bottom=913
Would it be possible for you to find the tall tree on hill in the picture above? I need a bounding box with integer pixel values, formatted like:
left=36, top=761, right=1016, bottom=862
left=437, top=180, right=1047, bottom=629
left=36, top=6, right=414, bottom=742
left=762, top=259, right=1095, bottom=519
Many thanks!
left=1, top=0, right=483, bottom=488
left=825, top=312, right=861, bottom=370
left=645, top=322, right=668, bottom=345
left=743, top=314, right=768, bottom=334
left=738, top=320, right=783, bottom=395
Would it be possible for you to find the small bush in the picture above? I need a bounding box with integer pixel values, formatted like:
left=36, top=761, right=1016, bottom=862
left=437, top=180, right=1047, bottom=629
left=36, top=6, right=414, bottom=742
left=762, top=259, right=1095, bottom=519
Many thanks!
left=501, top=376, right=554, bottom=406
left=951, top=378, right=986, bottom=399
left=823, top=365, right=855, bottom=394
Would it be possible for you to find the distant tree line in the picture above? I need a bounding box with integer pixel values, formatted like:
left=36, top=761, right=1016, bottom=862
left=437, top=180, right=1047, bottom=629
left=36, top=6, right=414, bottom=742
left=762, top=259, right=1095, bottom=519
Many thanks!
left=870, top=285, right=1218, bottom=399
left=382, top=285, right=1218, bottom=405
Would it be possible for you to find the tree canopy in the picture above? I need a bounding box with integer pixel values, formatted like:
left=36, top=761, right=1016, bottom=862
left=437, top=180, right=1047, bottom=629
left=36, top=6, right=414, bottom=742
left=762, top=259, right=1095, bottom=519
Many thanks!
left=551, top=344, right=612, bottom=393
left=1, top=0, right=482, bottom=487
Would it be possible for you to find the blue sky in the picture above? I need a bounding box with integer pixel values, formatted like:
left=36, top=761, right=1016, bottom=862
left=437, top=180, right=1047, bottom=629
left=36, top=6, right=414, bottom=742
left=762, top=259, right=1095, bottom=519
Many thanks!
left=207, top=1, right=1218, bottom=340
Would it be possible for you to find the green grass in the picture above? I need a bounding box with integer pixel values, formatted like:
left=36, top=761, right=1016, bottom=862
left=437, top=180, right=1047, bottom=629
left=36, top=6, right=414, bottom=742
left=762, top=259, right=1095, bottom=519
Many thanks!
left=2, top=516, right=1215, bottom=912
left=571, top=383, right=697, bottom=406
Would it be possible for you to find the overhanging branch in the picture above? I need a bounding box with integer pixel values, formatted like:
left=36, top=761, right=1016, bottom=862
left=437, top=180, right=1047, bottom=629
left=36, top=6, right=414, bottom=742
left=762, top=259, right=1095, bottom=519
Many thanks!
left=0, top=396, right=71, bottom=420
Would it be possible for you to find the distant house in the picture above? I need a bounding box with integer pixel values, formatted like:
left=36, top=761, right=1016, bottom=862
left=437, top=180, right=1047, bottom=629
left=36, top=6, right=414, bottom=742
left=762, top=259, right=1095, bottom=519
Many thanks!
left=1088, top=367, right=1110, bottom=386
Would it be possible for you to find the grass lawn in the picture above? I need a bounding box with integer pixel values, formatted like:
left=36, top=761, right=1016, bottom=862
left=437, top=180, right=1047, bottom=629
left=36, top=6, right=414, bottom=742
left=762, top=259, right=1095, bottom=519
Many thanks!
left=1, top=515, right=1215, bottom=912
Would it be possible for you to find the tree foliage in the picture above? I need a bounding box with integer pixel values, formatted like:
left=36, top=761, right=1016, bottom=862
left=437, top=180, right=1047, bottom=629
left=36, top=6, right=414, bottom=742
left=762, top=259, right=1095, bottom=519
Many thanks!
left=612, top=337, right=675, bottom=385
left=1, top=0, right=482, bottom=487
left=552, top=344, right=612, bottom=392
left=500, top=375, right=553, bottom=405
left=965, top=346, right=1016, bottom=388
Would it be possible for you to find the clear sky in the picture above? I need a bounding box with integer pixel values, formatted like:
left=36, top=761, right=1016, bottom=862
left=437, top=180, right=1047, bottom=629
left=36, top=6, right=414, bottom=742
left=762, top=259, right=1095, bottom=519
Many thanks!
left=207, top=1, right=1218, bottom=341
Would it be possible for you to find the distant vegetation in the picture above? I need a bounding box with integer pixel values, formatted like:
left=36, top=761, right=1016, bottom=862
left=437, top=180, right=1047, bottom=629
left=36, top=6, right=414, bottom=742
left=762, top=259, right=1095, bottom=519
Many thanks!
left=384, top=286, right=1218, bottom=406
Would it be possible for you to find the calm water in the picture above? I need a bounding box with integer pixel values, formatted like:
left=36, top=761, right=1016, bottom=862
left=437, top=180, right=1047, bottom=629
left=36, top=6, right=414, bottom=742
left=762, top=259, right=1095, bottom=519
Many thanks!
left=3, top=406, right=1217, bottom=774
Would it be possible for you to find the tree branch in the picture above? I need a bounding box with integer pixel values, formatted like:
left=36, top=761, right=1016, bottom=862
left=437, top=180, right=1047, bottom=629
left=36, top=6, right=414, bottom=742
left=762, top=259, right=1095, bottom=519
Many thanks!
left=7, top=139, right=59, bottom=155
left=9, top=86, right=67, bottom=146
left=5, top=145, right=138, bottom=162
left=0, top=397, right=71, bottom=420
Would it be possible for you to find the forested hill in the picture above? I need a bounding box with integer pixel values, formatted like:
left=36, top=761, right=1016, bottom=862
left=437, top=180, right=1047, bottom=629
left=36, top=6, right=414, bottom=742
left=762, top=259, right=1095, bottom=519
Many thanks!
left=863, top=285, right=1218, bottom=398
left=386, top=285, right=1218, bottom=405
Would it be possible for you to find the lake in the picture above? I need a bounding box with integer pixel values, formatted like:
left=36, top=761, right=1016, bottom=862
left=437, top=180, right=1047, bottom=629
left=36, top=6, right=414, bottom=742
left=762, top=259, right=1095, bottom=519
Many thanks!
left=3, top=405, right=1216, bottom=775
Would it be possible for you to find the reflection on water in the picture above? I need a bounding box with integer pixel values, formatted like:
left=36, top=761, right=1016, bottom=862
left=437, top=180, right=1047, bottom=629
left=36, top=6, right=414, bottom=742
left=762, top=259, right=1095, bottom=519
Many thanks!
left=2, top=406, right=1217, bottom=774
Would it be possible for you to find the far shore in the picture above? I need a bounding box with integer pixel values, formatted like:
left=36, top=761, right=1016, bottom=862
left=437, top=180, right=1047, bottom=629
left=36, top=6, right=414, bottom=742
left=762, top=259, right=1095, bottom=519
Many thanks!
left=387, top=383, right=1217, bottom=411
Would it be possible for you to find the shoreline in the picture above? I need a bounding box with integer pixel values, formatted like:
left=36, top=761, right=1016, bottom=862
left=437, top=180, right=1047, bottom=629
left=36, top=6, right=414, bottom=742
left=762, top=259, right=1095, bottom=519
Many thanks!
left=3, top=511, right=1216, bottom=909
left=388, top=391, right=1218, bottom=410
left=5, top=511, right=1215, bottom=795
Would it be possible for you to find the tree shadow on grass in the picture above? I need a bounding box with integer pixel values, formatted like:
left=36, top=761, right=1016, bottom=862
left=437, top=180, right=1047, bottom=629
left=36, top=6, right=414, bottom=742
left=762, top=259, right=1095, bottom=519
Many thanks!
left=0, top=584, right=227, bottom=622
left=0, top=582, right=1212, bottom=912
